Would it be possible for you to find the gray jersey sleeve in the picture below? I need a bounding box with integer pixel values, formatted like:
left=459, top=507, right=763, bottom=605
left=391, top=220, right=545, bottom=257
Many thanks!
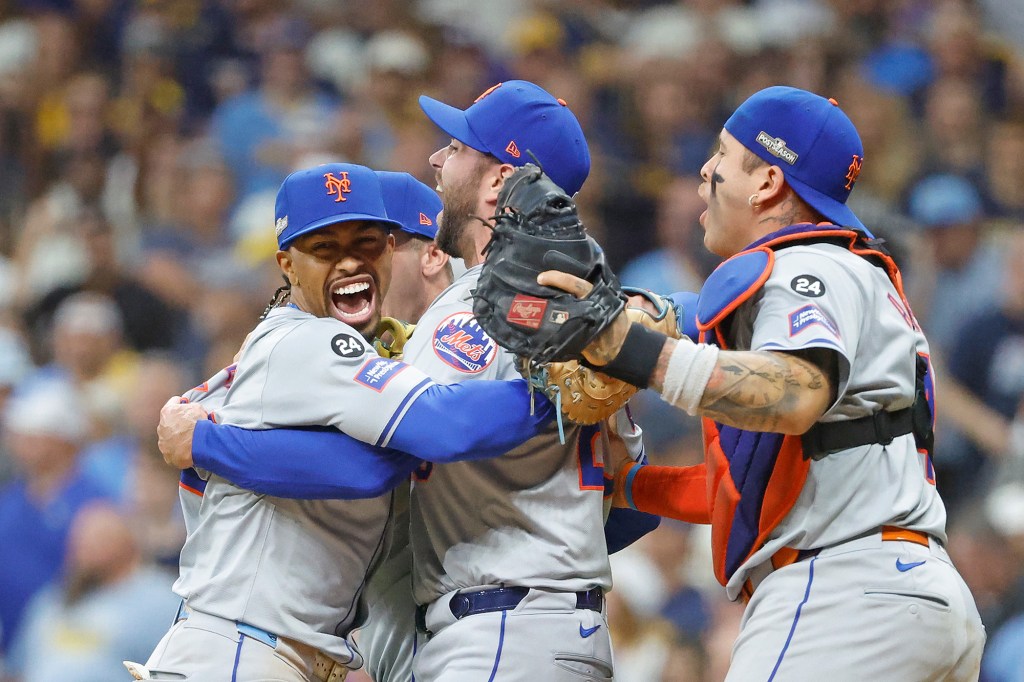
left=223, top=312, right=432, bottom=446
left=746, top=246, right=866, bottom=400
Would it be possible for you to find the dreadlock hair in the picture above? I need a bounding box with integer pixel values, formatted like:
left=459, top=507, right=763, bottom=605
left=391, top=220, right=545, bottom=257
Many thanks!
left=260, top=275, right=292, bottom=320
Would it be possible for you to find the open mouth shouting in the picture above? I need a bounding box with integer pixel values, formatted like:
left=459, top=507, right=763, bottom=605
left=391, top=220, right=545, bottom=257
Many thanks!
left=328, top=274, right=378, bottom=331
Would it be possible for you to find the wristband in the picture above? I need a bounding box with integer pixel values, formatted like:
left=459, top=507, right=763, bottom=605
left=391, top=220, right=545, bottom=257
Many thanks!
left=623, top=461, right=642, bottom=511
left=599, top=323, right=668, bottom=389
left=660, top=340, right=719, bottom=415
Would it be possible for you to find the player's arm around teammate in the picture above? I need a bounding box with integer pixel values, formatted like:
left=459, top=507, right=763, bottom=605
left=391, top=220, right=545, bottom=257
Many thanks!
left=539, top=87, right=985, bottom=681
left=137, top=163, right=565, bottom=682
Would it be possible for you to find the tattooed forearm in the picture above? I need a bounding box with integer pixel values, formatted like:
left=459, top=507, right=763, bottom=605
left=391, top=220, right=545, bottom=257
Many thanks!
left=698, top=350, right=832, bottom=433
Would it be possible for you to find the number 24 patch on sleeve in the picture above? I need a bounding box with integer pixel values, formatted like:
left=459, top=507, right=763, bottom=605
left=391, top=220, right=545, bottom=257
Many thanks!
left=790, top=274, right=825, bottom=297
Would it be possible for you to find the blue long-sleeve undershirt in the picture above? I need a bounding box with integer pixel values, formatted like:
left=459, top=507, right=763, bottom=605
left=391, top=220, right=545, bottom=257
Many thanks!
left=191, top=379, right=552, bottom=499
left=189, top=377, right=659, bottom=553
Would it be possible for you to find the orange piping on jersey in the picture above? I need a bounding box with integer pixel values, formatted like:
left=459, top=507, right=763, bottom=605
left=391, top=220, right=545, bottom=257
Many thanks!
left=179, top=481, right=204, bottom=497
left=697, top=248, right=775, bottom=333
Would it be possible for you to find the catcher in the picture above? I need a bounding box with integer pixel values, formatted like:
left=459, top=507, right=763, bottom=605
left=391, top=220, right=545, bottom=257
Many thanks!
left=478, top=86, right=985, bottom=681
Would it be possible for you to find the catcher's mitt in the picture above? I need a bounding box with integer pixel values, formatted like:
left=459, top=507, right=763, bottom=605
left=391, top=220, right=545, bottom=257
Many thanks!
left=531, top=290, right=683, bottom=424
left=473, top=164, right=626, bottom=368
left=374, top=317, right=415, bottom=359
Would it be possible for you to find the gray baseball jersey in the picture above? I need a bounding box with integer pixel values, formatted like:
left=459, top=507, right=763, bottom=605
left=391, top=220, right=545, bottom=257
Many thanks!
left=403, top=265, right=611, bottom=605
left=724, top=243, right=947, bottom=598
left=173, top=305, right=434, bottom=665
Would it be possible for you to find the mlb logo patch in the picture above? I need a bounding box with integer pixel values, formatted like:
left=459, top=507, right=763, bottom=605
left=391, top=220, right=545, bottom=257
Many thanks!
left=507, top=295, right=548, bottom=329
left=355, top=357, right=408, bottom=392
left=788, top=304, right=840, bottom=338
left=433, top=312, right=498, bottom=373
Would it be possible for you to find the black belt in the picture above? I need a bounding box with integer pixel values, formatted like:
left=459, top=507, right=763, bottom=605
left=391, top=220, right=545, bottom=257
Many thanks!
left=414, top=587, right=603, bottom=637
left=802, top=407, right=913, bottom=460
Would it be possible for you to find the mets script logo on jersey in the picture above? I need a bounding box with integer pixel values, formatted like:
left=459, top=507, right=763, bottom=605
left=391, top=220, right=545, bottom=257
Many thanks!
left=355, top=357, right=408, bottom=392
left=324, top=172, right=351, bottom=202
left=788, top=304, right=840, bottom=338
left=507, top=294, right=548, bottom=329
left=756, top=131, right=798, bottom=165
left=432, top=312, right=498, bottom=373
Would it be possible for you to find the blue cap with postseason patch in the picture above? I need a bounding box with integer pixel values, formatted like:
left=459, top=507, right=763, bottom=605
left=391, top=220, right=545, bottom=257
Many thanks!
left=418, top=80, right=591, bottom=196
left=275, top=163, right=403, bottom=249
left=375, top=171, right=443, bottom=239
left=724, top=86, right=866, bottom=230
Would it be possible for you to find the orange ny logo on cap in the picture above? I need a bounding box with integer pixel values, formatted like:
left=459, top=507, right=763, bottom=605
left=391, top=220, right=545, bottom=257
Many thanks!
left=324, top=172, right=352, bottom=202
left=474, top=83, right=503, bottom=102
left=844, top=155, right=862, bottom=191
left=419, top=213, right=433, bottom=225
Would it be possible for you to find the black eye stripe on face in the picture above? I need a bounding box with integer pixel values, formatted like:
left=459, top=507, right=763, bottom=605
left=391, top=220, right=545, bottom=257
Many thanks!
left=710, top=160, right=724, bottom=197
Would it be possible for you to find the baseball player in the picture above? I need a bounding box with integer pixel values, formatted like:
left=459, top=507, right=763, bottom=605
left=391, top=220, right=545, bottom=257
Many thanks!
left=136, top=163, right=563, bottom=682
left=159, top=82, right=659, bottom=681
left=375, top=171, right=452, bottom=325
left=541, top=87, right=986, bottom=680
left=363, top=170, right=446, bottom=682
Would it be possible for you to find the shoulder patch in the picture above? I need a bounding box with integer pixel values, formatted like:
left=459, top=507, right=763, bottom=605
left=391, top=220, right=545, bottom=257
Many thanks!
left=788, top=304, right=840, bottom=338
left=355, top=357, right=409, bottom=391
left=432, top=311, right=498, bottom=373
left=790, top=274, right=825, bottom=297
left=331, top=333, right=366, bottom=358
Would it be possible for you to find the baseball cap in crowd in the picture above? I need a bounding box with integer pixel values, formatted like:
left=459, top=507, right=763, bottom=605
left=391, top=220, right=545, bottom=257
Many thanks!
left=275, top=163, right=403, bottom=249
left=418, top=80, right=591, bottom=196
left=907, top=174, right=983, bottom=228
left=724, top=86, right=866, bottom=230
left=375, top=171, right=443, bottom=240
left=5, top=378, right=89, bottom=443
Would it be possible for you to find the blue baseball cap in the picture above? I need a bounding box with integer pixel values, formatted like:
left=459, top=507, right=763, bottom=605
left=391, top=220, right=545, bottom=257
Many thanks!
left=375, top=171, right=443, bottom=239
left=418, top=80, right=591, bottom=196
left=907, top=174, right=983, bottom=228
left=275, top=163, right=403, bottom=248
left=724, top=86, right=866, bottom=230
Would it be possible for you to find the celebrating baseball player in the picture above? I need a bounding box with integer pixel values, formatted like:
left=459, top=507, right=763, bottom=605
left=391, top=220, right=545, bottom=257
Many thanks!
left=159, top=81, right=659, bottom=682
left=132, top=162, right=573, bottom=682
left=484, top=86, right=987, bottom=680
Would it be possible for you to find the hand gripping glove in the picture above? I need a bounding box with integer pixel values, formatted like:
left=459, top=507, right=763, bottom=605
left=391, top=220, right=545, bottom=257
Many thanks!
left=472, top=164, right=626, bottom=369
left=374, top=317, right=415, bottom=359
left=534, top=288, right=683, bottom=424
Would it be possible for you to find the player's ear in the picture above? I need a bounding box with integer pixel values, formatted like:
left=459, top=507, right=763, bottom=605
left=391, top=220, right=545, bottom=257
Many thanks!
left=486, top=164, right=517, bottom=204
left=758, top=165, right=786, bottom=203
left=277, top=250, right=296, bottom=286
left=421, top=241, right=449, bottom=277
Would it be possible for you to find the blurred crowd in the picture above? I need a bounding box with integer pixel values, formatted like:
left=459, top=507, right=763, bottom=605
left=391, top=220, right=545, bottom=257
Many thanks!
left=0, top=0, right=1022, bottom=680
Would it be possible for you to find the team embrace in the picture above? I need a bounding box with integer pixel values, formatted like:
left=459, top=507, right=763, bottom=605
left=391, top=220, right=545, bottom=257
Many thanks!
left=129, top=80, right=985, bottom=682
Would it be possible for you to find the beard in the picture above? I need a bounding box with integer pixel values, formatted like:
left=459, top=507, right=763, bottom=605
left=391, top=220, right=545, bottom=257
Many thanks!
left=436, top=160, right=491, bottom=260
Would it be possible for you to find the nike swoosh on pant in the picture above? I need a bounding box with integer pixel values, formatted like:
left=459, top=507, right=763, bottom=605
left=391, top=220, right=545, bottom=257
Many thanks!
left=895, top=559, right=927, bottom=572
left=579, top=624, right=601, bottom=638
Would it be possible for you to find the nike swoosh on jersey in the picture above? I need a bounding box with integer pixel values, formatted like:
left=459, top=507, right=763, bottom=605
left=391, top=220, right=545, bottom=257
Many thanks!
left=579, top=624, right=602, bottom=638
left=895, top=559, right=927, bottom=572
